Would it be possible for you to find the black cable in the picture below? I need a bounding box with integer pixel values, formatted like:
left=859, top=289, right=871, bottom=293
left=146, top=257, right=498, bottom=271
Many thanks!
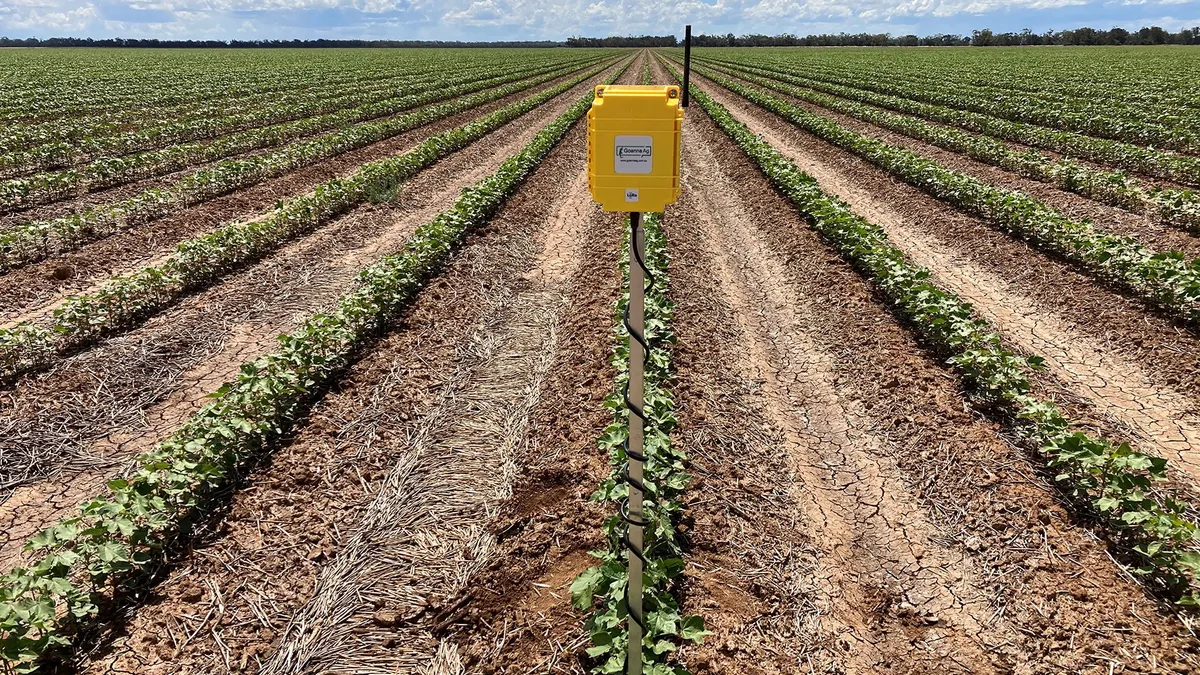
left=618, top=212, right=655, bottom=644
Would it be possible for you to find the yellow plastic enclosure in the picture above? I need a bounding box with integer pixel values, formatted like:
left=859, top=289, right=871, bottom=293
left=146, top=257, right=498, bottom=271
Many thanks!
left=587, top=85, right=683, bottom=213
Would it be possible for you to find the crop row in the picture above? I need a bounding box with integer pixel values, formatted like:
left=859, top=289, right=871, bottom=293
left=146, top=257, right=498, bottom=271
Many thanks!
left=798, top=59, right=1200, bottom=143
left=688, top=63, right=1200, bottom=327
left=0, top=54, right=599, bottom=177
left=0, top=56, right=630, bottom=675
left=847, top=61, right=1198, bottom=122
left=955, top=53, right=1196, bottom=110
left=704, top=52, right=1200, bottom=153
left=697, top=60, right=1200, bottom=233
left=0, top=49, right=589, bottom=124
left=571, top=213, right=708, bottom=674
left=955, top=67, right=1200, bottom=116
left=0, top=57, right=603, bottom=211
left=714, top=45, right=1200, bottom=114
left=0, top=51, right=592, bottom=157
left=0, top=62, right=332, bottom=122
left=0, top=58, right=616, bottom=273
left=662, top=56, right=1200, bottom=609
left=789, top=51, right=1200, bottom=118
left=0, top=58, right=493, bottom=161
left=694, top=55, right=1200, bottom=189
left=0, top=58, right=626, bottom=382
left=572, top=59, right=707, bottom=674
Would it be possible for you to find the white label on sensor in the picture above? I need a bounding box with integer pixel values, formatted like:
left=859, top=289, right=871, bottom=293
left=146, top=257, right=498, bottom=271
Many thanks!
left=615, top=135, right=653, bottom=175
left=625, top=188, right=640, bottom=202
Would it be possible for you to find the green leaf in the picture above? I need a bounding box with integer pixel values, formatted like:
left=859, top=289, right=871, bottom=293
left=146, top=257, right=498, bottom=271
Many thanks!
left=570, top=566, right=603, bottom=610
left=681, top=614, right=711, bottom=643
left=1176, top=552, right=1200, bottom=572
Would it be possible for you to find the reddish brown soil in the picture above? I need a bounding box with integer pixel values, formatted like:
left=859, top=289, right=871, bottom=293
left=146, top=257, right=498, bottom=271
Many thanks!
left=754, top=75, right=1200, bottom=257
left=683, top=66, right=1200, bottom=485
left=429, top=178, right=621, bottom=675
left=701, top=63, right=1200, bottom=253
left=0, top=62, right=606, bottom=228
left=257, top=155, right=614, bottom=674
left=0, top=65, right=603, bottom=321
left=56, top=56, right=639, bottom=675
left=6, top=51, right=1200, bottom=675
left=0, top=65, right=568, bottom=188
left=657, top=55, right=1200, bottom=675
left=696, top=60, right=1200, bottom=191
left=0, top=61, right=628, bottom=570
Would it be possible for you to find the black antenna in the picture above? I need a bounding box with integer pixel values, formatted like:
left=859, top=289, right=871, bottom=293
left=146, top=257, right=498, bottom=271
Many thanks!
left=682, top=25, right=692, bottom=107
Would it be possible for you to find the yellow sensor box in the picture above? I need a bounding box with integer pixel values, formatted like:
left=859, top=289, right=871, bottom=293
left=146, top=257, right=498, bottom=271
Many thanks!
left=587, top=85, right=683, bottom=213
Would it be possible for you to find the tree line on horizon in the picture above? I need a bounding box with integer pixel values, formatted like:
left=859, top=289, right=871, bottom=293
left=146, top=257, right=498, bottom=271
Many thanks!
left=0, top=37, right=564, bottom=48
left=2, top=25, right=1198, bottom=48
left=633, top=24, right=1199, bottom=47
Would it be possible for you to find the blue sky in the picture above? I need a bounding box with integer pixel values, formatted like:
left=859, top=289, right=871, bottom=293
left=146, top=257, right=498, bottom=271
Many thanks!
left=0, top=0, right=1197, bottom=41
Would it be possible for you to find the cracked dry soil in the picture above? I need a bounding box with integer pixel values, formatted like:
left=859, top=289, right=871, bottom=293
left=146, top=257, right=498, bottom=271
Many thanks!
left=662, top=57, right=1199, bottom=674
left=0, top=65, right=603, bottom=321
left=10, top=51, right=1200, bottom=675
left=684, top=67, right=1200, bottom=493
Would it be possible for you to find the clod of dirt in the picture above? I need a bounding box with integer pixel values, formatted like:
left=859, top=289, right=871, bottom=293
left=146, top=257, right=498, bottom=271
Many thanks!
left=371, top=609, right=401, bottom=627
left=179, top=585, right=204, bottom=603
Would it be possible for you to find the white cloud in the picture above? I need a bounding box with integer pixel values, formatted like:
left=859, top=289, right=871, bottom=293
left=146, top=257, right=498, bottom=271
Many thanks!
left=746, top=0, right=1089, bottom=23
left=2, top=0, right=1198, bottom=39
left=129, top=0, right=411, bottom=11
left=3, top=1, right=98, bottom=32
left=444, top=0, right=510, bottom=24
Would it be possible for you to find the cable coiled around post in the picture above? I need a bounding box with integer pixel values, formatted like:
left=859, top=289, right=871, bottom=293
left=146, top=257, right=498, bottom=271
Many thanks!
left=619, top=212, right=655, bottom=636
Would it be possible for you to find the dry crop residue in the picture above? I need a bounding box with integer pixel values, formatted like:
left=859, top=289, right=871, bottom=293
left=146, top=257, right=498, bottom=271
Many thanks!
left=70, top=60, right=637, bottom=674
left=741, top=70, right=1200, bottom=257
left=430, top=171, right=623, bottom=675
left=0, top=63, right=624, bottom=574
left=0, top=74, right=591, bottom=319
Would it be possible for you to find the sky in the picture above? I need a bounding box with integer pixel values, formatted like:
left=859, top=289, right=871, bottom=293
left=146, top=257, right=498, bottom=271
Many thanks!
left=0, top=0, right=1198, bottom=41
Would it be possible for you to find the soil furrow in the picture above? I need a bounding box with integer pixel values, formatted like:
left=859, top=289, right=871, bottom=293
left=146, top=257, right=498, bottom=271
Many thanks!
left=720, top=68, right=1200, bottom=257
left=425, top=154, right=624, bottom=675
left=7, top=49, right=1199, bottom=675
left=0, top=66, right=598, bottom=322
left=67, top=82, right=627, bottom=673
left=670, top=96, right=1005, bottom=674
left=0, top=61, right=458, bottom=138
left=686, top=69, right=1200, bottom=487
left=0, top=64, right=621, bottom=572
left=733, top=61, right=1200, bottom=160
left=0, top=63, right=546, bottom=190
left=663, top=57, right=1199, bottom=674
left=691, top=58, right=1200, bottom=196
left=0, top=60, right=601, bottom=228
left=261, top=171, right=582, bottom=675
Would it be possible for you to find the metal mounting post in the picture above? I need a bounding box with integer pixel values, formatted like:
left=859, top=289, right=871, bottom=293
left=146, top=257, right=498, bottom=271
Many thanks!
left=623, top=211, right=648, bottom=675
